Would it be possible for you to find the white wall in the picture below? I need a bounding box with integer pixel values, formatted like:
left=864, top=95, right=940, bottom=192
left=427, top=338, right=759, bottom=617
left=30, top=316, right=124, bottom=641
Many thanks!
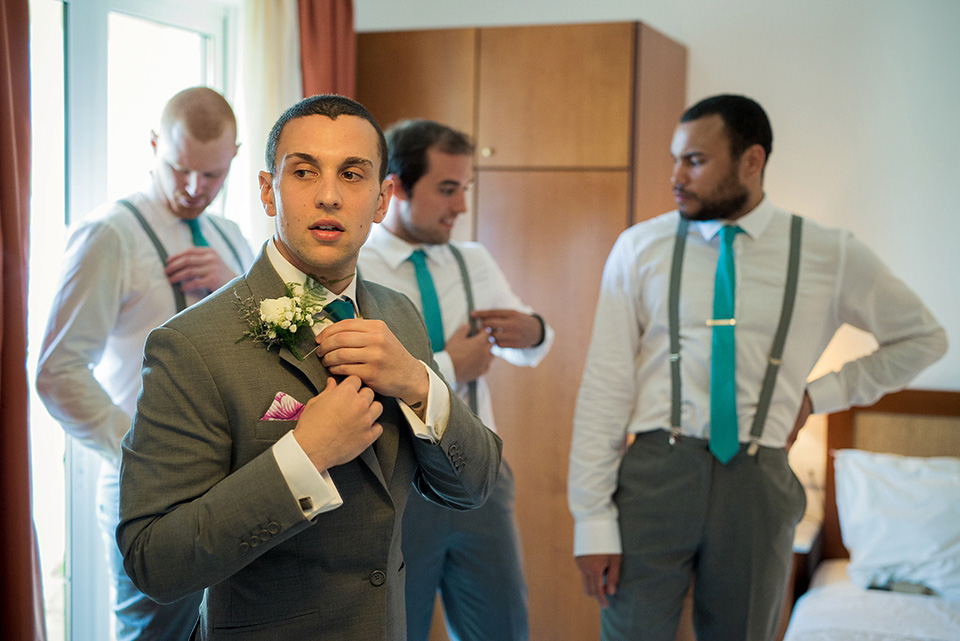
left=354, top=0, right=960, bottom=390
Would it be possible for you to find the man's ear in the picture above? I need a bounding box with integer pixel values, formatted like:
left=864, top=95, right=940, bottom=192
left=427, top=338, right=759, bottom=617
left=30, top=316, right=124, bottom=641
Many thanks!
left=741, top=143, right=766, bottom=182
left=374, top=177, right=396, bottom=224
left=150, top=130, right=160, bottom=155
left=258, top=171, right=276, bottom=217
left=387, top=173, right=410, bottom=201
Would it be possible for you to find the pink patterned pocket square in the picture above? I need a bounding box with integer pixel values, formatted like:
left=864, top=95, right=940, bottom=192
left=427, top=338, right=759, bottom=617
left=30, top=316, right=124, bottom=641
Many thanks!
left=261, top=391, right=305, bottom=421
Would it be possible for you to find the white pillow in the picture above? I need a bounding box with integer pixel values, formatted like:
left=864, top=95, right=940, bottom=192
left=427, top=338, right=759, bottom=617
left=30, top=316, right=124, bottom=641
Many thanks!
left=834, top=448, right=960, bottom=601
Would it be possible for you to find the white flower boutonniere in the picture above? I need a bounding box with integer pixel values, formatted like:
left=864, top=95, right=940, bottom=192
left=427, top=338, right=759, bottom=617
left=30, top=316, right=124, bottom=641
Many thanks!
left=237, top=281, right=329, bottom=360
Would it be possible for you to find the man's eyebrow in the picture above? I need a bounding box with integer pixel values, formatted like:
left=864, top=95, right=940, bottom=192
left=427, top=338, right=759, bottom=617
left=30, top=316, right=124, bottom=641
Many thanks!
left=283, top=152, right=320, bottom=165
left=342, top=156, right=374, bottom=169
left=282, top=153, right=375, bottom=170
left=672, top=151, right=705, bottom=161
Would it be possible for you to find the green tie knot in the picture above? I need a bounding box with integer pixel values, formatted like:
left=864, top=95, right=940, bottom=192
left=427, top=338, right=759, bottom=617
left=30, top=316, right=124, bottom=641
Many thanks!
left=184, top=217, right=209, bottom=247
left=323, top=299, right=355, bottom=322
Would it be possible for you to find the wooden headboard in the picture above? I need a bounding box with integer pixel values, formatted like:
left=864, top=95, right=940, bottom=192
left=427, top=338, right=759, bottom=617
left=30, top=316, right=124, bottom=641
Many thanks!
left=823, top=389, right=960, bottom=559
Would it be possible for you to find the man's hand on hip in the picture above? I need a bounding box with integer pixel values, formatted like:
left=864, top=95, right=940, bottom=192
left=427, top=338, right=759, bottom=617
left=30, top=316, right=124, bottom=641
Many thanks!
left=786, top=390, right=813, bottom=451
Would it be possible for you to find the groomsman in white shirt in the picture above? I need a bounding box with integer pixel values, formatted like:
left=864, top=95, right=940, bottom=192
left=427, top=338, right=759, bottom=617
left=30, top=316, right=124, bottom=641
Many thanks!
left=36, top=86, right=254, bottom=641
left=568, top=94, right=946, bottom=641
left=358, top=119, right=554, bottom=641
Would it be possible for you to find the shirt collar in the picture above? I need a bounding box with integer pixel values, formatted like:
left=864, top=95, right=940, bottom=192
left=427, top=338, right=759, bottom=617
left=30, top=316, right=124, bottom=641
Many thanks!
left=265, top=238, right=358, bottom=312
left=139, top=180, right=208, bottom=232
left=366, top=223, right=452, bottom=268
left=693, top=194, right=775, bottom=242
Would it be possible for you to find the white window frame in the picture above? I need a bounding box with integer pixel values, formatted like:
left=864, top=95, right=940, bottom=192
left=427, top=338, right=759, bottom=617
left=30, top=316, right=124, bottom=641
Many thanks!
left=62, top=1, right=237, bottom=638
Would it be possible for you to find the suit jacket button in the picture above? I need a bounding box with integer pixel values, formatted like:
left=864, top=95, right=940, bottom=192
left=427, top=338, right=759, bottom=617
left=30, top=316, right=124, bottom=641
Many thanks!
left=258, top=529, right=271, bottom=541
left=267, top=521, right=281, bottom=534
left=248, top=536, right=261, bottom=548
left=239, top=542, right=250, bottom=553
left=370, top=570, right=386, bottom=586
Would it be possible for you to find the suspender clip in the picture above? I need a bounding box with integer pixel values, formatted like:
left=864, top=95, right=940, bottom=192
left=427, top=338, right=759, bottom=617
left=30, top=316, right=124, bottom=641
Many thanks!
left=747, top=439, right=760, bottom=456
left=668, top=426, right=682, bottom=446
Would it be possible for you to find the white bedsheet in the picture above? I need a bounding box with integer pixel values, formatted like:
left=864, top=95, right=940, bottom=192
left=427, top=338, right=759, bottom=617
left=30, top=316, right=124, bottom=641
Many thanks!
left=784, top=560, right=960, bottom=641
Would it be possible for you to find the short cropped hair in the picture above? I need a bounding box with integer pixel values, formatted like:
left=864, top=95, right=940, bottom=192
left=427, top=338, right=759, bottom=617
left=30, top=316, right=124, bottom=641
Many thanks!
left=264, top=94, right=388, bottom=180
left=384, top=119, right=474, bottom=194
left=681, top=94, right=773, bottom=161
left=161, top=86, right=237, bottom=143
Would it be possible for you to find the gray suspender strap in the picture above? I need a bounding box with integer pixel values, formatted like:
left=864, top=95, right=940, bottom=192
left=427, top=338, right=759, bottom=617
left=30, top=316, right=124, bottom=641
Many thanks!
left=746, top=214, right=803, bottom=454
left=448, top=244, right=479, bottom=415
left=668, top=214, right=803, bottom=454
left=206, top=216, right=245, bottom=272
left=118, top=199, right=187, bottom=313
left=667, top=218, right=690, bottom=444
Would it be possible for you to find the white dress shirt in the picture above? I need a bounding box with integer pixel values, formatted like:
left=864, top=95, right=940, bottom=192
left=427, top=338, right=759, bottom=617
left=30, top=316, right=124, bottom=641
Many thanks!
left=568, top=197, right=947, bottom=556
left=36, top=189, right=254, bottom=467
left=265, top=239, right=453, bottom=519
left=358, top=223, right=555, bottom=432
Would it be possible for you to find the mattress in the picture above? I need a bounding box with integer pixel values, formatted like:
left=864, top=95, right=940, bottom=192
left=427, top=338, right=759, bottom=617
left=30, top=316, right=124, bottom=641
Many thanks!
left=783, top=560, right=960, bottom=641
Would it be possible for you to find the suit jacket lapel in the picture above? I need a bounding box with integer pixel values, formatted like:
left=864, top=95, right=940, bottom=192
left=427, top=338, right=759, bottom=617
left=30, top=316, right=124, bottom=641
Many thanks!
left=278, top=325, right=327, bottom=386
left=245, top=254, right=329, bottom=391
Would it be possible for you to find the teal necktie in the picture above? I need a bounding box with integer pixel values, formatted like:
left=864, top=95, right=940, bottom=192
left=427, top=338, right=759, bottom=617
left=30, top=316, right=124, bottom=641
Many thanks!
left=323, top=298, right=356, bottom=322
left=184, top=217, right=209, bottom=247
left=408, top=249, right=445, bottom=351
left=710, top=225, right=744, bottom=463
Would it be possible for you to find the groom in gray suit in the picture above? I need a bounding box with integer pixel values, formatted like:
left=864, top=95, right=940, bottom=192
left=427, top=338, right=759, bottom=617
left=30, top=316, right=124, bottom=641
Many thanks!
left=117, top=95, right=502, bottom=641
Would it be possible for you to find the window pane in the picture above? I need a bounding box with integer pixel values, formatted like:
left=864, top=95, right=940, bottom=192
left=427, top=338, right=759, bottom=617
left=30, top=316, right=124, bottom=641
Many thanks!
left=30, top=5, right=228, bottom=639
left=106, top=12, right=206, bottom=203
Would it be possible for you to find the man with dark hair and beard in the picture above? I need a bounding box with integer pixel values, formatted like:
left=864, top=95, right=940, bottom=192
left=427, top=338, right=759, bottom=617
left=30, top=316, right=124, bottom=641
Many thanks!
left=568, top=94, right=946, bottom=641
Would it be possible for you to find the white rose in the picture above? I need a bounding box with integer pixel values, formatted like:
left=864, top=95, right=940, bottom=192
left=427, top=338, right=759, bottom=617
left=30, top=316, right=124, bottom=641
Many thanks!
left=260, top=297, right=293, bottom=324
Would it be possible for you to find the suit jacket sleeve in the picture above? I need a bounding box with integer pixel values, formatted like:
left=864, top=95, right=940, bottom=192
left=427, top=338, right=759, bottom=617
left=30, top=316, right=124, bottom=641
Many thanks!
left=364, top=281, right=503, bottom=510
left=117, top=323, right=314, bottom=604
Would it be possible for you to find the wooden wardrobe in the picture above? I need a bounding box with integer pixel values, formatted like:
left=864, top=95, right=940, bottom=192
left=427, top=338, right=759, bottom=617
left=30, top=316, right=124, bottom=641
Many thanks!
left=357, top=21, right=687, bottom=641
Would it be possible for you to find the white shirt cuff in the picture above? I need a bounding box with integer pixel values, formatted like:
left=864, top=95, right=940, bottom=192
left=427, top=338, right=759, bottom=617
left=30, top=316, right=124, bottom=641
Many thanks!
left=398, top=361, right=451, bottom=443
left=272, top=429, right=343, bottom=519
left=573, top=518, right=623, bottom=557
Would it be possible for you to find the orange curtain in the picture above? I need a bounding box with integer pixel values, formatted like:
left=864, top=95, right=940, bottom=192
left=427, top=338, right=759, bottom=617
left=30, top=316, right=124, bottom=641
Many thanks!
left=298, top=0, right=356, bottom=98
left=1, top=1, right=46, bottom=639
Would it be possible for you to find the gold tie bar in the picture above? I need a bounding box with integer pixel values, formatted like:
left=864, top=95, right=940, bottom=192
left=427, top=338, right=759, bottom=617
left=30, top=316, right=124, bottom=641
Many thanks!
left=706, top=318, right=736, bottom=327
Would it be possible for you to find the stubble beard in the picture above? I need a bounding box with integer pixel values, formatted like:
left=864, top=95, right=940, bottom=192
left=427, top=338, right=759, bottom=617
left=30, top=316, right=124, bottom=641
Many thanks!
left=677, top=171, right=750, bottom=222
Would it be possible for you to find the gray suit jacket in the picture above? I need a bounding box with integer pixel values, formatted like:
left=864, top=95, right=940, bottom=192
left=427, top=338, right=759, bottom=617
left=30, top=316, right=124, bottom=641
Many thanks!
left=117, top=249, right=502, bottom=640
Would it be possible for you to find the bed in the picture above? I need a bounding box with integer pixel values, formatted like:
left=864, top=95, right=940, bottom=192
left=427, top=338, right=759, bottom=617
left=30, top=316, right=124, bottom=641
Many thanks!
left=783, top=389, right=960, bottom=641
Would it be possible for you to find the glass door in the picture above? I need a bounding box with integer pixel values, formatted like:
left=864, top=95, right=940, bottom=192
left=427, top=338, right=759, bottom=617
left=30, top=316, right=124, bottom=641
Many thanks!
left=29, top=1, right=237, bottom=638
